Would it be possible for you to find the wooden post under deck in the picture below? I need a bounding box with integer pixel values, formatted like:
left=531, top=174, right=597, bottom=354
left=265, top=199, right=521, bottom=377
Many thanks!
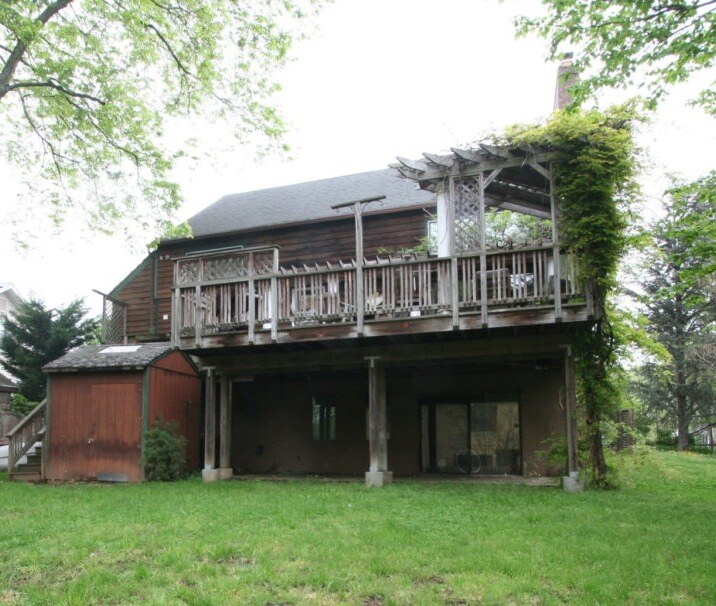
left=562, top=346, right=582, bottom=491
left=202, top=367, right=219, bottom=482
left=217, top=375, right=233, bottom=480
left=365, top=356, right=392, bottom=486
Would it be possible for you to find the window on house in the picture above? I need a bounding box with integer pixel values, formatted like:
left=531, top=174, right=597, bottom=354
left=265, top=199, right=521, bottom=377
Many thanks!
left=312, top=397, right=336, bottom=441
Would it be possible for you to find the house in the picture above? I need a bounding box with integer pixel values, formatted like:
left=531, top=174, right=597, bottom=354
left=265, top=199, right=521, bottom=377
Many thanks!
left=10, top=60, right=588, bottom=489
left=26, top=146, right=586, bottom=488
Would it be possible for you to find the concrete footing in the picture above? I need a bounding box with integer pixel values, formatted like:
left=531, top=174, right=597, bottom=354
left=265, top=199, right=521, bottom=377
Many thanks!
left=562, top=471, right=584, bottom=492
left=202, top=468, right=233, bottom=482
left=202, top=468, right=220, bottom=482
left=365, top=470, right=393, bottom=487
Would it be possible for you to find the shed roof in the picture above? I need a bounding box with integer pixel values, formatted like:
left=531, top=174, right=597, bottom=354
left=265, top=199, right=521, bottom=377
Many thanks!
left=187, top=169, right=435, bottom=238
left=44, top=343, right=175, bottom=373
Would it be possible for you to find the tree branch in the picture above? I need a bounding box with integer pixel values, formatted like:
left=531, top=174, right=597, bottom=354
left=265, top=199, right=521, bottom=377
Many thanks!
left=7, top=79, right=105, bottom=105
left=0, top=0, right=76, bottom=98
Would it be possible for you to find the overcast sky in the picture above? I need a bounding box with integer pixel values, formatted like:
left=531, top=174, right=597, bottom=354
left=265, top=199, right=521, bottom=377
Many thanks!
left=1, top=0, right=714, bottom=313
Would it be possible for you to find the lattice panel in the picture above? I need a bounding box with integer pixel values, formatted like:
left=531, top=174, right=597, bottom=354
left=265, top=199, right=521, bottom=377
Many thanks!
left=204, top=254, right=248, bottom=281
left=177, top=260, right=199, bottom=285
left=253, top=252, right=275, bottom=275
left=454, top=177, right=482, bottom=252
left=102, top=298, right=127, bottom=344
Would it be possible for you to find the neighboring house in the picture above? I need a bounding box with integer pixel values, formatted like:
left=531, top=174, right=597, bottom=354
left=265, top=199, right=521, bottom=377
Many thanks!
left=0, top=285, right=22, bottom=442
left=1, top=369, right=20, bottom=443
left=0, top=283, right=22, bottom=343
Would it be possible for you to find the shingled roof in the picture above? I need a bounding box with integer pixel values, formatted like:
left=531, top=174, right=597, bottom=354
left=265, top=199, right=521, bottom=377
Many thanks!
left=44, top=343, right=175, bottom=373
left=188, top=169, right=435, bottom=238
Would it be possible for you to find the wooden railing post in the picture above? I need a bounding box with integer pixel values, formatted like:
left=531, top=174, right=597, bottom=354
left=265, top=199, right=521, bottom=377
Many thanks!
left=248, top=254, right=256, bottom=344
left=478, top=172, right=488, bottom=326
left=451, top=256, right=459, bottom=329
left=194, top=259, right=203, bottom=347
left=549, top=165, right=563, bottom=320
left=271, top=249, right=279, bottom=342
left=355, top=202, right=365, bottom=335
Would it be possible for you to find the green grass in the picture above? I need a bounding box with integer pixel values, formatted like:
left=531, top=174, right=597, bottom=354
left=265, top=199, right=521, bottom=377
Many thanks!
left=1, top=449, right=714, bottom=605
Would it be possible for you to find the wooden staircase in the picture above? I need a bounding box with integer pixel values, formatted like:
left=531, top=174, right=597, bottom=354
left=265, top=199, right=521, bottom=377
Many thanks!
left=6, top=400, right=46, bottom=483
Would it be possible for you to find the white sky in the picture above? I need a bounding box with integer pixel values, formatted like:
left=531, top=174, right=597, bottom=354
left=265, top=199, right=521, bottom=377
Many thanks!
left=1, top=0, right=714, bottom=314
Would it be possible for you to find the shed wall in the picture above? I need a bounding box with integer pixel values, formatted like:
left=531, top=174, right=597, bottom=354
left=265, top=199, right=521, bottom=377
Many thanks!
left=47, top=373, right=143, bottom=481
left=147, top=353, right=201, bottom=471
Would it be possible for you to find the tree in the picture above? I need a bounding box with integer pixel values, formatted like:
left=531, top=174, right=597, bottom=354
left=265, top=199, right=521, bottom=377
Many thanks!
left=634, top=174, right=716, bottom=449
left=516, top=1, right=716, bottom=113
left=0, top=1, right=319, bottom=242
left=0, top=298, right=98, bottom=401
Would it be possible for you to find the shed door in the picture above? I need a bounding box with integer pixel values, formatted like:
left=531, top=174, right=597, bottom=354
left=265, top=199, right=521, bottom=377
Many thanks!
left=86, top=383, right=142, bottom=481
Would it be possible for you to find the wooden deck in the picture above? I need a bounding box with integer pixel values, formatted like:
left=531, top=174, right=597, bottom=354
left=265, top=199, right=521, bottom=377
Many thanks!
left=172, top=245, right=590, bottom=350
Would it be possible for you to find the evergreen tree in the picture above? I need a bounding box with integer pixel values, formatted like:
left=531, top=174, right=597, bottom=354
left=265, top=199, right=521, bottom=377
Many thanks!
left=635, top=175, right=716, bottom=448
left=0, top=299, right=98, bottom=401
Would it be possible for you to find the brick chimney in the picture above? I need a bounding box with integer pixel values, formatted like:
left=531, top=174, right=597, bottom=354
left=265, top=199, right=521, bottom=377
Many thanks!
left=554, top=52, right=578, bottom=110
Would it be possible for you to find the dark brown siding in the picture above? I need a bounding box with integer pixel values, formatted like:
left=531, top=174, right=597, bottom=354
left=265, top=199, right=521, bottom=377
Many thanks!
left=147, top=353, right=201, bottom=471
left=119, top=208, right=432, bottom=341
left=114, top=258, right=154, bottom=340
left=230, top=362, right=564, bottom=477
left=47, top=373, right=143, bottom=482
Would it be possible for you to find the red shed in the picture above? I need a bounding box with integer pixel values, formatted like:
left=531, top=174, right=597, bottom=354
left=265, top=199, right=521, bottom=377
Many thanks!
left=43, top=343, right=200, bottom=482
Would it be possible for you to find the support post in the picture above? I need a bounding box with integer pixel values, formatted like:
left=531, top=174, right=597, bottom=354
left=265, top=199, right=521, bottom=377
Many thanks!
left=270, top=248, right=279, bottom=342
left=248, top=254, right=256, bottom=344
left=330, top=196, right=385, bottom=336
left=478, top=172, right=488, bottom=326
left=355, top=201, right=365, bottom=335
left=194, top=259, right=204, bottom=347
left=550, top=164, right=563, bottom=321
left=365, top=356, right=392, bottom=486
left=562, top=347, right=582, bottom=492
left=218, top=375, right=233, bottom=480
left=202, top=367, right=219, bottom=482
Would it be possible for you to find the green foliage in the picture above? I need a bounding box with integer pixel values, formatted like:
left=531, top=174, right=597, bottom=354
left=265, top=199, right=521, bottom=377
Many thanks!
left=485, top=209, right=552, bottom=249
left=0, top=298, right=98, bottom=401
left=517, top=1, right=716, bottom=114
left=8, top=393, right=37, bottom=416
left=631, top=175, right=716, bottom=446
left=0, top=0, right=322, bottom=243
left=143, top=419, right=187, bottom=481
left=499, top=107, right=639, bottom=485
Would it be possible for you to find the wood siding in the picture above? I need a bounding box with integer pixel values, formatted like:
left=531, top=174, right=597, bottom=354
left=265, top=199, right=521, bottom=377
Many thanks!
left=47, top=373, right=143, bottom=482
left=147, top=352, right=201, bottom=471
left=115, top=208, right=431, bottom=341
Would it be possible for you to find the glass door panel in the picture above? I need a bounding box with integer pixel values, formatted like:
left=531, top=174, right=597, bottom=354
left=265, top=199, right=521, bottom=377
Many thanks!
left=470, top=400, right=520, bottom=474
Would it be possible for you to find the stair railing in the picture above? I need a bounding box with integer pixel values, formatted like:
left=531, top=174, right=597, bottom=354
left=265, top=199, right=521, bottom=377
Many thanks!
left=6, top=399, right=46, bottom=476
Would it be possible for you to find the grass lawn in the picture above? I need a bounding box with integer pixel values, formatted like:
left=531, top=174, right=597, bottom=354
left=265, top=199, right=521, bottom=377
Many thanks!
left=1, top=449, right=714, bottom=605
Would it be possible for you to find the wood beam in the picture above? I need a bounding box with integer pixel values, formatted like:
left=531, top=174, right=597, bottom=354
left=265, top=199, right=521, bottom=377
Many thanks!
left=203, top=367, right=216, bottom=471
left=219, top=375, right=231, bottom=471
left=365, top=356, right=391, bottom=486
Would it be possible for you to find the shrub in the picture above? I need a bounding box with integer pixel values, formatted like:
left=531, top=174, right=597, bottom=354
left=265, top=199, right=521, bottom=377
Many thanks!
left=144, top=419, right=187, bottom=481
left=9, top=393, right=38, bottom=417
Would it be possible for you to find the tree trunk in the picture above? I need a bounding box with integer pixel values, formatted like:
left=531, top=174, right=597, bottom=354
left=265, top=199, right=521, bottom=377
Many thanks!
left=585, top=385, right=608, bottom=485
left=676, top=377, right=689, bottom=451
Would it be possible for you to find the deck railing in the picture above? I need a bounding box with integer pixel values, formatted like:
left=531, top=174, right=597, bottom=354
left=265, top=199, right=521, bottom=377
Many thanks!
left=172, top=245, right=582, bottom=345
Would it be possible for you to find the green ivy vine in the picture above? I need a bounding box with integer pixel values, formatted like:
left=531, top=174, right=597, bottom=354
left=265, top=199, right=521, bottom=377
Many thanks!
left=500, top=106, right=640, bottom=486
